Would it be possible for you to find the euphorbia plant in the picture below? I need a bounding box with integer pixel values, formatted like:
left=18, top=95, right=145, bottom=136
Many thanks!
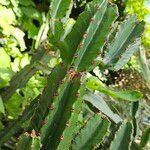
left=0, top=0, right=148, bottom=149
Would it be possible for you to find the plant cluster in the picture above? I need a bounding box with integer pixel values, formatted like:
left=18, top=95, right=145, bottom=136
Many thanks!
left=0, top=0, right=149, bottom=149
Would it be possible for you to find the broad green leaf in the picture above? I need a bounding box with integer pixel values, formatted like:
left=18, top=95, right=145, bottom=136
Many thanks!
left=24, top=20, right=39, bottom=39
left=0, top=77, right=7, bottom=89
left=5, top=93, right=24, bottom=118
left=86, top=76, right=142, bottom=102
left=12, top=27, right=26, bottom=51
left=0, top=48, right=10, bottom=68
left=0, top=68, right=14, bottom=88
left=1, top=25, right=26, bottom=51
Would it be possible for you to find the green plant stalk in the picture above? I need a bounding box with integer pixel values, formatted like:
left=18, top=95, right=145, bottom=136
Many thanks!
left=57, top=98, right=83, bottom=150
left=0, top=0, right=146, bottom=149
left=60, top=0, right=104, bottom=64
left=103, top=15, right=145, bottom=66
left=140, top=127, right=150, bottom=148
left=110, top=121, right=133, bottom=150
left=72, top=114, right=110, bottom=150
left=41, top=75, right=81, bottom=150
left=30, top=63, right=67, bottom=131
left=50, top=0, right=73, bottom=40
left=73, top=1, right=118, bottom=71
left=16, top=131, right=41, bottom=150
left=138, top=47, right=150, bottom=88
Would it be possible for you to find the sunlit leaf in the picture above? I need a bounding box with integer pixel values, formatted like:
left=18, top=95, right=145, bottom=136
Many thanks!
left=0, top=48, right=10, bottom=68
left=0, top=96, right=5, bottom=114
left=86, top=76, right=142, bottom=102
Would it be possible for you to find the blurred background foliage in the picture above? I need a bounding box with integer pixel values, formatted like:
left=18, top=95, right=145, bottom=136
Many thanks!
left=0, top=0, right=149, bottom=147
left=0, top=0, right=49, bottom=122
left=125, top=0, right=150, bottom=49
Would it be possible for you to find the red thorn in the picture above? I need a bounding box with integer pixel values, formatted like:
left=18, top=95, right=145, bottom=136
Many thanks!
left=31, top=130, right=37, bottom=138
left=68, top=68, right=78, bottom=80
left=71, top=108, right=74, bottom=112
left=90, top=17, right=95, bottom=22
left=60, top=135, right=64, bottom=140
left=83, top=32, right=88, bottom=38
left=74, top=54, right=78, bottom=58
left=79, top=43, right=83, bottom=49
left=42, top=120, right=48, bottom=125
left=66, top=122, right=70, bottom=127
left=48, top=105, right=54, bottom=110
left=60, top=80, right=64, bottom=84
left=54, top=92, right=58, bottom=97
left=76, top=93, right=80, bottom=97
left=61, top=62, right=64, bottom=67
left=92, top=61, right=96, bottom=65
left=96, top=5, right=100, bottom=10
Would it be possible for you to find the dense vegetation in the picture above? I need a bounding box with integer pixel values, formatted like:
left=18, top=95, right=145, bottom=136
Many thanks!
left=0, top=0, right=149, bottom=149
